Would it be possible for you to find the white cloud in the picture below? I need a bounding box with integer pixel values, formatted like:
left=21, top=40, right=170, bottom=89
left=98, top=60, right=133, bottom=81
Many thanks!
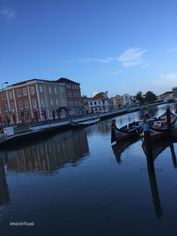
left=158, top=73, right=177, bottom=85
left=65, top=57, right=114, bottom=64
left=0, top=6, right=16, bottom=19
left=141, top=63, right=152, bottom=68
left=118, top=47, right=147, bottom=68
left=108, top=70, right=122, bottom=76
left=79, top=57, right=114, bottom=64
left=153, top=73, right=177, bottom=93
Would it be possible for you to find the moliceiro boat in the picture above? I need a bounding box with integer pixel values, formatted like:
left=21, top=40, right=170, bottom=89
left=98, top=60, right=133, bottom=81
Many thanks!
left=143, top=111, right=177, bottom=142
left=111, top=121, right=142, bottom=143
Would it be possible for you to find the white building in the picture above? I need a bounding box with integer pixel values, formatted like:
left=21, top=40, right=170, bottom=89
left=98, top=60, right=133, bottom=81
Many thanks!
left=88, top=92, right=111, bottom=113
left=122, top=94, right=134, bottom=106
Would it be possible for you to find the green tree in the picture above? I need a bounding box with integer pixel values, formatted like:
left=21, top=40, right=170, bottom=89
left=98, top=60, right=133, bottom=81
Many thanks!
left=144, top=91, right=157, bottom=104
left=135, top=91, right=145, bottom=105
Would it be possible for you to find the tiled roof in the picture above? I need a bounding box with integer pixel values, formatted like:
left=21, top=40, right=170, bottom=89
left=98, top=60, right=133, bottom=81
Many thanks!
left=93, top=92, right=107, bottom=99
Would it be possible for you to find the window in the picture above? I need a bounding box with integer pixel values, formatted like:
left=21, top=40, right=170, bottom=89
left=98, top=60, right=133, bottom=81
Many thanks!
left=24, top=100, right=29, bottom=109
left=4, top=104, right=8, bottom=112
left=30, top=86, right=35, bottom=95
left=8, top=91, right=13, bottom=99
left=10, top=103, right=15, bottom=112
left=16, top=89, right=21, bottom=97
left=18, top=101, right=23, bottom=110
left=40, top=86, right=43, bottom=93
left=56, top=98, right=59, bottom=105
left=22, top=87, right=27, bottom=96
left=49, top=87, right=52, bottom=94
left=1, top=92, right=6, bottom=100
left=32, top=99, right=37, bottom=108
left=90, top=102, right=92, bottom=106
left=41, top=99, right=45, bottom=107
left=68, top=92, right=72, bottom=97
left=54, top=87, right=57, bottom=94
left=94, top=101, right=97, bottom=105
left=50, top=99, right=53, bottom=106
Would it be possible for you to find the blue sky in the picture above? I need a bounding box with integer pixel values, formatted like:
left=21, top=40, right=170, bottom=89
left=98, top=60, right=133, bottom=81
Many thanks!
left=1, top=0, right=177, bottom=97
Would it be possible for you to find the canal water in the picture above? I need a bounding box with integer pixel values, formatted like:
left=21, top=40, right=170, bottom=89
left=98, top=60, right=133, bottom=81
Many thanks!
left=0, top=104, right=177, bottom=236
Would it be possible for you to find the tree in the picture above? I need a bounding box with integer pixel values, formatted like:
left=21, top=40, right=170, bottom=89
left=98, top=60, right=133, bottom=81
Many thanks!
left=144, top=91, right=157, bottom=104
left=135, top=91, right=145, bottom=105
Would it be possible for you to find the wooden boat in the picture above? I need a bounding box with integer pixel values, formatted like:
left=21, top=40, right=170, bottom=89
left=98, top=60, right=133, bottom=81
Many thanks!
left=143, top=111, right=177, bottom=141
left=111, top=121, right=142, bottom=143
left=150, top=111, right=177, bottom=132
left=71, top=118, right=100, bottom=127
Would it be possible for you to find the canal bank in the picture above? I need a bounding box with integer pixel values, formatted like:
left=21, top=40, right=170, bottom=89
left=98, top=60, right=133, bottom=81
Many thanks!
left=0, top=101, right=168, bottom=147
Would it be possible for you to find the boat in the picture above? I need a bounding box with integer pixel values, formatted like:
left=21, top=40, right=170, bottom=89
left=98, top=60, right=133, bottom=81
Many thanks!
left=150, top=111, right=177, bottom=132
left=111, top=120, right=142, bottom=143
left=70, top=118, right=100, bottom=127
left=143, top=111, right=177, bottom=141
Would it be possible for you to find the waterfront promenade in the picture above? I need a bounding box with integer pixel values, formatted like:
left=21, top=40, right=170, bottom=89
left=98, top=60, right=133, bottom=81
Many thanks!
left=1, top=101, right=167, bottom=135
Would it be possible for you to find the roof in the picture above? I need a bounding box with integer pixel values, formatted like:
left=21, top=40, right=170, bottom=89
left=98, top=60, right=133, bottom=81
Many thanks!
left=9, top=78, right=56, bottom=87
left=57, top=77, right=80, bottom=85
left=92, top=92, right=108, bottom=100
left=159, top=91, right=173, bottom=96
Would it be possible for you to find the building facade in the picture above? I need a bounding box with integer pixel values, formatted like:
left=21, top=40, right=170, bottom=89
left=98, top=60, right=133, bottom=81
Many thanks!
left=0, top=79, right=68, bottom=125
left=158, top=91, right=173, bottom=101
left=172, top=87, right=177, bottom=99
left=57, top=78, right=83, bottom=116
left=88, top=92, right=111, bottom=113
left=122, top=94, right=134, bottom=106
left=82, top=96, right=91, bottom=114
left=111, top=95, right=123, bottom=109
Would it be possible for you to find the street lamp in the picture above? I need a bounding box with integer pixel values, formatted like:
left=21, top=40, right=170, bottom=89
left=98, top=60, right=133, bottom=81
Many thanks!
left=1, top=81, right=8, bottom=91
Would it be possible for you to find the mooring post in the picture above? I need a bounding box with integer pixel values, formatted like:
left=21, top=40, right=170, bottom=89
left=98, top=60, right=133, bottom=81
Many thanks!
left=166, top=105, right=172, bottom=140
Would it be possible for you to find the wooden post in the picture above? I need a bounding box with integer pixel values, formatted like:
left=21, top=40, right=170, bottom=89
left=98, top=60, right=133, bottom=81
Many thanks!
left=166, top=105, right=172, bottom=139
left=143, top=120, right=153, bottom=160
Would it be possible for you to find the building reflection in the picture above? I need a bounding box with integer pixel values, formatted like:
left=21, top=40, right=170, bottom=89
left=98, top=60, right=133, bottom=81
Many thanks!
left=5, top=129, right=89, bottom=173
left=138, top=106, right=158, bottom=120
left=0, top=157, right=10, bottom=206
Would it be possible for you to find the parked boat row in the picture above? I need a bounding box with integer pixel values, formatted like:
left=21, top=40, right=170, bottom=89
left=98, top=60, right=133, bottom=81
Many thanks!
left=111, top=111, right=177, bottom=144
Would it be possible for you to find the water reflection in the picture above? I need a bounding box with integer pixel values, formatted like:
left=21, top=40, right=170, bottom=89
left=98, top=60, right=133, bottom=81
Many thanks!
left=3, top=129, right=89, bottom=174
left=112, top=137, right=139, bottom=164
left=138, top=106, right=158, bottom=120
left=169, top=142, right=177, bottom=169
left=142, top=139, right=177, bottom=217
left=144, top=147, right=163, bottom=218
left=0, top=158, right=9, bottom=206
left=112, top=136, right=177, bottom=218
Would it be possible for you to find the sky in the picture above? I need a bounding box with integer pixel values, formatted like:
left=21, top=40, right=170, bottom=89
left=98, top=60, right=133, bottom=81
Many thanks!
left=1, top=0, right=177, bottom=97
